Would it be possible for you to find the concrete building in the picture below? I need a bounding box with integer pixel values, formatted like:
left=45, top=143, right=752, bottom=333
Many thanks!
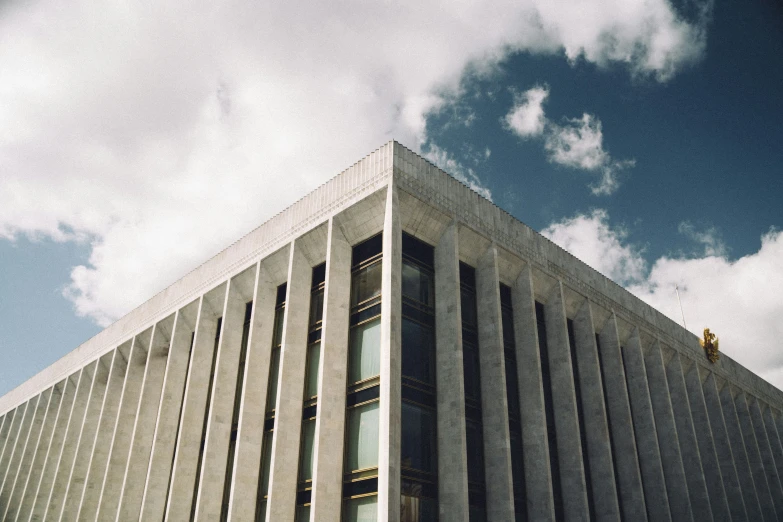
left=1, top=141, right=782, bottom=522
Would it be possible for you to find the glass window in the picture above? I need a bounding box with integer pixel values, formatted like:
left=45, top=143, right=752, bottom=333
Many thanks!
left=461, top=288, right=477, bottom=327
left=295, top=505, right=311, bottom=522
left=309, top=290, right=324, bottom=328
left=344, top=495, right=378, bottom=522
left=349, top=319, right=381, bottom=384
left=273, top=308, right=285, bottom=347
left=465, top=421, right=485, bottom=486
left=502, top=308, right=515, bottom=346
left=352, top=262, right=382, bottom=307
left=266, top=348, right=281, bottom=411
left=300, top=419, right=316, bottom=482
left=401, top=403, right=436, bottom=473
left=462, top=344, right=481, bottom=403
left=256, top=501, right=267, bottom=522
left=401, top=318, right=434, bottom=385
left=402, top=262, right=433, bottom=307
left=401, top=495, right=437, bottom=522
left=259, top=431, right=274, bottom=497
left=346, top=402, right=379, bottom=471
left=305, top=343, right=321, bottom=399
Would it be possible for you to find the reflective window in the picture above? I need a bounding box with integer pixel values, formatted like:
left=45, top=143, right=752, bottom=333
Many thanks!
left=295, top=505, right=311, bottom=522
left=349, top=319, right=381, bottom=384
left=401, top=402, right=436, bottom=473
left=299, top=419, right=316, bottom=482
left=352, top=262, right=382, bottom=307
left=343, top=496, right=378, bottom=522
left=401, top=318, right=434, bottom=385
left=304, top=343, right=321, bottom=399
left=266, top=347, right=281, bottom=412
left=402, top=262, right=434, bottom=307
left=346, top=401, right=379, bottom=471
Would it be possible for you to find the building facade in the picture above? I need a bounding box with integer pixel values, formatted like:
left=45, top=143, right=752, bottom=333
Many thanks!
left=1, top=141, right=783, bottom=522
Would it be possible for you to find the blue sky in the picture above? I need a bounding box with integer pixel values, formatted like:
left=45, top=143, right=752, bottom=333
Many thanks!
left=1, top=0, right=781, bottom=397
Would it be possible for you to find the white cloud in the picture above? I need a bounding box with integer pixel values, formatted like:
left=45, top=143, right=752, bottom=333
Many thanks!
left=505, top=86, right=550, bottom=137
left=544, top=211, right=783, bottom=389
left=0, top=0, right=711, bottom=325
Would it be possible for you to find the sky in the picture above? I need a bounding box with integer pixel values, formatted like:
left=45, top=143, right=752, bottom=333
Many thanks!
left=1, top=0, right=782, bottom=397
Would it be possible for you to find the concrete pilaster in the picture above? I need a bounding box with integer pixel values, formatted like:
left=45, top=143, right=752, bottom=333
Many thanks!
left=544, top=282, right=589, bottom=520
left=378, top=181, right=402, bottom=522
left=16, top=381, right=64, bottom=522
left=3, top=389, right=50, bottom=521
left=77, top=346, right=127, bottom=522
left=118, top=316, right=175, bottom=521
left=59, top=355, right=110, bottom=521
left=164, top=285, right=227, bottom=520
left=571, top=301, right=621, bottom=522
left=96, top=330, right=151, bottom=521
left=622, top=330, right=670, bottom=521
left=0, top=403, right=24, bottom=498
left=476, top=246, right=515, bottom=522
left=0, top=399, right=34, bottom=516
left=642, top=342, right=692, bottom=521
left=225, top=264, right=277, bottom=522
left=511, top=265, right=554, bottom=521
left=735, top=390, right=778, bottom=520
left=665, top=354, right=712, bottom=521
left=310, top=218, right=352, bottom=522
left=683, top=364, right=731, bottom=522
left=749, top=398, right=783, bottom=515
left=139, top=302, right=199, bottom=521
left=0, top=412, right=12, bottom=470
left=597, top=314, right=647, bottom=521
left=762, top=406, right=783, bottom=499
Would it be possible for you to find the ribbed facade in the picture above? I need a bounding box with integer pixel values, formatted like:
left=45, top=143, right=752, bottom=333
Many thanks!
left=1, top=141, right=782, bottom=521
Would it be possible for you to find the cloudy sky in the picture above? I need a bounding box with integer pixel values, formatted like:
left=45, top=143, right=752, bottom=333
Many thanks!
left=1, top=0, right=781, bottom=396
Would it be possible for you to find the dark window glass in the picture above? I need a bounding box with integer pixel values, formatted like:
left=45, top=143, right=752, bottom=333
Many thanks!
left=351, top=262, right=382, bottom=307
left=402, top=233, right=434, bottom=268
left=309, top=291, right=324, bottom=330
left=461, top=288, right=477, bottom=328
left=402, top=318, right=434, bottom=385
left=401, top=402, right=436, bottom=473
left=462, top=343, right=482, bottom=404
left=351, top=233, right=382, bottom=267
left=312, top=262, right=326, bottom=286
left=465, top=420, right=485, bottom=486
left=402, top=262, right=434, bottom=308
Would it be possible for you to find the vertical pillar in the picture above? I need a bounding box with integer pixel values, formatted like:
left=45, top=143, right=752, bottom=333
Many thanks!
left=96, top=329, right=151, bottom=521
left=571, top=301, right=621, bottom=521
left=118, top=316, right=175, bottom=521
left=0, top=398, right=35, bottom=515
left=512, top=265, right=554, bottom=521
left=265, top=243, right=311, bottom=522
left=749, top=398, right=783, bottom=515
left=0, top=412, right=12, bottom=467
left=642, top=342, right=692, bottom=521
left=164, top=286, right=227, bottom=519
left=16, top=380, right=64, bottom=522
left=475, top=246, right=515, bottom=521
left=310, top=218, right=352, bottom=521
left=665, top=354, right=712, bottom=520
left=0, top=404, right=24, bottom=495
left=77, top=346, right=127, bottom=522
left=762, top=407, right=783, bottom=497
left=3, top=389, right=50, bottom=521
left=378, top=181, right=402, bottom=522
left=683, top=364, right=731, bottom=522
left=59, top=354, right=111, bottom=520
left=735, top=390, right=778, bottom=520
left=225, top=264, right=276, bottom=521
left=544, top=282, right=589, bottom=520
left=622, top=330, right=670, bottom=521
left=139, top=302, right=199, bottom=521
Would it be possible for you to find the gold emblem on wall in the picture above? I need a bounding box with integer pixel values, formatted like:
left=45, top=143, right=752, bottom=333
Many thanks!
left=700, top=328, right=720, bottom=363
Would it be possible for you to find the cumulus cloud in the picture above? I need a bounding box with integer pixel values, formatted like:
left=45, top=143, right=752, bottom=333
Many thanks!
left=1, top=0, right=711, bottom=325
left=505, top=85, right=550, bottom=137
left=543, top=211, right=783, bottom=389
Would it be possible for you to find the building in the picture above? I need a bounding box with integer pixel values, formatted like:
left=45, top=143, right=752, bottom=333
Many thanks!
left=1, top=141, right=782, bottom=522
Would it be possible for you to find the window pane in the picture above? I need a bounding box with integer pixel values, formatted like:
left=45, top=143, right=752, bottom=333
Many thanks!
left=300, top=419, right=316, bottom=481
left=402, top=318, right=434, bottom=384
left=266, top=348, right=281, bottom=411
left=401, top=495, right=438, bottom=522
left=309, top=290, right=324, bottom=328
left=344, top=496, right=378, bottom=522
left=295, top=505, right=311, bottom=522
left=402, top=262, right=433, bottom=306
left=349, top=319, right=381, bottom=383
left=259, top=431, right=274, bottom=496
left=461, top=288, right=477, bottom=327
left=463, top=344, right=481, bottom=403
left=466, top=421, right=485, bottom=485
left=256, top=500, right=267, bottom=522
left=305, top=343, right=321, bottom=398
left=502, top=308, right=515, bottom=345
left=346, top=401, right=379, bottom=471
left=352, top=262, right=382, bottom=307
left=273, top=308, right=285, bottom=346
left=401, top=402, right=436, bottom=473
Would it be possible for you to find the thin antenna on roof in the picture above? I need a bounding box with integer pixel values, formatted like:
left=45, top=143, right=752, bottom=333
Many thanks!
left=675, top=284, right=687, bottom=330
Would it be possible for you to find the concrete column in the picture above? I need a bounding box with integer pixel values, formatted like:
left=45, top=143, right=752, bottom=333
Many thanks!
left=29, top=373, right=78, bottom=521
left=597, top=314, right=646, bottom=521
left=511, top=265, right=554, bottom=521
left=96, top=329, right=152, bottom=521
left=0, top=403, right=24, bottom=495
left=266, top=242, right=311, bottom=522
left=665, top=354, right=712, bottom=521
left=225, top=264, right=277, bottom=522
left=59, top=355, right=111, bottom=520
left=378, top=181, right=402, bottom=522
left=3, top=389, right=50, bottom=521
left=476, top=246, right=515, bottom=522
left=310, top=218, right=353, bottom=521
left=544, top=282, right=589, bottom=520
left=683, top=363, right=731, bottom=522
left=76, top=346, right=128, bottom=522
left=571, top=301, right=621, bottom=522
left=622, top=330, right=670, bottom=521
left=762, top=407, right=783, bottom=498
left=118, top=316, right=175, bottom=521
left=735, top=390, right=778, bottom=520
left=0, top=398, right=34, bottom=515
left=164, top=285, right=227, bottom=519
left=749, top=398, right=783, bottom=515
left=138, top=302, right=199, bottom=521
left=16, top=381, right=64, bottom=522
left=641, top=342, right=692, bottom=521
left=717, top=379, right=763, bottom=520
left=0, top=412, right=12, bottom=468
